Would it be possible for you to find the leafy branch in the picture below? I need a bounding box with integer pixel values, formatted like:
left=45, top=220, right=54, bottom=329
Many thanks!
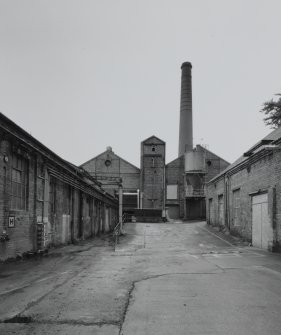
left=260, top=94, right=281, bottom=129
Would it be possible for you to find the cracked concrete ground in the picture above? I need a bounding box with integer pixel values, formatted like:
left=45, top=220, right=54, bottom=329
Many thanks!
left=1, top=222, right=281, bottom=334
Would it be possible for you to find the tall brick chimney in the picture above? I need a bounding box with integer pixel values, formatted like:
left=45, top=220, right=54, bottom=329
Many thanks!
left=178, top=62, right=193, bottom=157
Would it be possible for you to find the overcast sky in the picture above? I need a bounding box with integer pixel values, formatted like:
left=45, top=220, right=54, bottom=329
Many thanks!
left=1, top=0, right=281, bottom=167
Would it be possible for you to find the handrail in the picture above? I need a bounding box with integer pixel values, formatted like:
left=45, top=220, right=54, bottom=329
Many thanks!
left=113, top=213, right=127, bottom=250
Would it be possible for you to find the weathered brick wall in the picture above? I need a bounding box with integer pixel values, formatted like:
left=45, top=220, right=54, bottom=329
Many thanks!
left=93, top=199, right=99, bottom=236
left=48, top=180, right=117, bottom=245
left=0, top=138, right=36, bottom=260
left=206, top=177, right=224, bottom=227
left=206, top=150, right=281, bottom=245
left=229, top=153, right=280, bottom=241
left=81, top=149, right=140, bottom=192
left=0, top=120, right=118, bottom=261
left=166, top=156, right=185, bottom=218
left=141, top=138, right=165, bottom=209
left=72, top=188, right=82, bottom=240
left=194, top=145, right=230, bottom=182
left=81, top=195, right=90, bottom=239
left=205, top=157, right=229, bottom=182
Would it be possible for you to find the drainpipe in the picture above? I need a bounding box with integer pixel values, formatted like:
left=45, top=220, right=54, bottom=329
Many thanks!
left=224, top=174, right=230, bottom=229
left=162, top=163, right=166, bottom=221
left=119, top=185, right=123, bottom=231
left=137, top=189, right=140, bottom=209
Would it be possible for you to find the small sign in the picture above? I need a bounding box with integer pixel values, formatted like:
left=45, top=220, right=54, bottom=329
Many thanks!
left=8, top=216, right=15, bottom=228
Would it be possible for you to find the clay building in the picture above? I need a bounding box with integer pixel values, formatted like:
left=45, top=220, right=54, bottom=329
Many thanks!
left=206, top=127, right=281, bottom=252
left=0, top=113, right=118, bottom=261
left=81, top=62, right=229, bottom=221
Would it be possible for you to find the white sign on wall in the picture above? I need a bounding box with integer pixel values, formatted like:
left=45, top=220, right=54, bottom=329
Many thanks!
left=167, top=185, right=178, bottom=199
left=8, top=216, right=15, bottom=228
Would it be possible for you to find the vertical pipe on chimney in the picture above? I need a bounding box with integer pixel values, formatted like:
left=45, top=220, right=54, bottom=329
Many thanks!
left=178, top=62, right=193, bottom=157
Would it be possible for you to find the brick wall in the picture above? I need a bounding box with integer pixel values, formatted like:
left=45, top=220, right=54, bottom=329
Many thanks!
left=81, top=149, right=140, bottom=192
left=0, top=138, right=37, bottom=260
left=166, top=156, right=185, bottom=218
left=206, top=150, right=281, bottom=247
left=140, top=137, right=165, bottom=209
left=0, top=117, right=118, bottom=261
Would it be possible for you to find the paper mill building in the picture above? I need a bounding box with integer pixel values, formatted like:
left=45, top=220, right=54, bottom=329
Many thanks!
left=81, top=62, right=229, bottom=221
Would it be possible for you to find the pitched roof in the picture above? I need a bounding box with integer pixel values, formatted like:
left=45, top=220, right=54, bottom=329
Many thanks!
left=80, top=149, right=140, bottom=171
left=208, top=126, right=281, bottom=183
left=166, top=145, right=230, bottom=167
left=141, top=135, right=165, bottom=145
left=196, top=144, right=230, bottom=165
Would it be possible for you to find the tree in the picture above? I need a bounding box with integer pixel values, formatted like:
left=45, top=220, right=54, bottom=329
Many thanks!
left=260, top=94, right=281, bottom=128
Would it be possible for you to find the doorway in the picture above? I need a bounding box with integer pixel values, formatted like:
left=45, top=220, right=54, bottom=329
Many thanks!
left=252, top=193, right=273, bottom=250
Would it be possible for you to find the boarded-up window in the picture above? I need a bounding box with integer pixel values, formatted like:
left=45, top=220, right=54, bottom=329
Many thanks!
left=167, top=185, right=178, bottom=199
left=233, top=189, right=241, bottom=226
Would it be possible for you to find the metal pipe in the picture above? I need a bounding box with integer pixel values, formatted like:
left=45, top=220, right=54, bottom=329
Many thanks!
left=119, top=186, right=123, bottom=231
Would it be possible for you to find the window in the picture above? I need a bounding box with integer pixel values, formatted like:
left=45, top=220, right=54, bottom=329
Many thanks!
left=11, top=154, right=28, bottom=210
left=105, top=159, right=111, bottom=167
left=37, top=162, right=45, bottom=202
left=167, top=185, right=178, bottom=199
left=152, top=146, right=156, bottom=152
left=233, top=189, right=241, bottom=226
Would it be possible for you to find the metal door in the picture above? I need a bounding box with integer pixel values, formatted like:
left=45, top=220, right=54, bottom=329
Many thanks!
left=252, top=193, right=272, bottom=250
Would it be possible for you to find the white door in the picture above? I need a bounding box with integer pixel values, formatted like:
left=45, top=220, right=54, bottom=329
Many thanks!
left=252, top=193, right=272, bottom=250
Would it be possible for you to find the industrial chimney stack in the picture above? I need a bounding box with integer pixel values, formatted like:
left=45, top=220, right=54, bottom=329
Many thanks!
left=178, top=62, right=193, bottom=157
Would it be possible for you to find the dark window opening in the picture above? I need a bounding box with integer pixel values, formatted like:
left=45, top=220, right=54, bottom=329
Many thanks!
left=105, top=159, right=111, bottom=167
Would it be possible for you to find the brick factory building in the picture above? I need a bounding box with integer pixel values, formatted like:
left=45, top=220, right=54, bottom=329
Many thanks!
left=0, top=61, right=230, bottom=262
left=0, top=113, right=118, bottom=261
left=81, top=62, right=229, bottom=221
left=206, top=127, right=281, bottom=252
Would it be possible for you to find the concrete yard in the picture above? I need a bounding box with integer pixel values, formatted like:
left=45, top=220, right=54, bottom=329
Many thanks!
left=1, top=221, right=281, bottom=334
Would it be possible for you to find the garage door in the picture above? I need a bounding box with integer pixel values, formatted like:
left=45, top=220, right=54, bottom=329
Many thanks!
left=252, top=193, right=273, bottom=250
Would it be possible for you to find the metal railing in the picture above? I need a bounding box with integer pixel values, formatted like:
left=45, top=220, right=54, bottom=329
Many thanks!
left=113, top=213, right=127, bottom=250
left=185, top=186, right=205, bottom=197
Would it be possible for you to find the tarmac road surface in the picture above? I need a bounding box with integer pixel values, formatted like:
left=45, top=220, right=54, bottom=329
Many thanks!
left=1, top=221, right=281, bottom=334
